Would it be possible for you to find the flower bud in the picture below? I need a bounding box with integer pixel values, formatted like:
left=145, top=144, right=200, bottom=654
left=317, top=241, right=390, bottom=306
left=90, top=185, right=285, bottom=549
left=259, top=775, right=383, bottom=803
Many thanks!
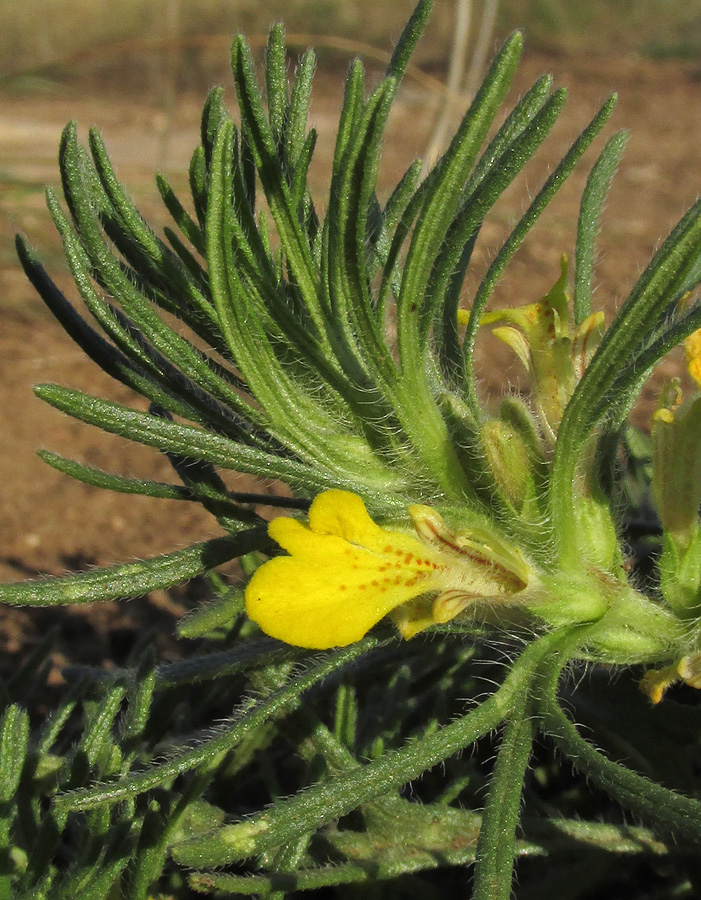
left=481, top=417, right=535, bottom=512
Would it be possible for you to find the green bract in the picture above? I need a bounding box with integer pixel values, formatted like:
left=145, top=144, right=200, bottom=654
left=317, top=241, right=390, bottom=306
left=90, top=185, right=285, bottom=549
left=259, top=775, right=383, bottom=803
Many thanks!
left=3, top=1, right=701, bottom=897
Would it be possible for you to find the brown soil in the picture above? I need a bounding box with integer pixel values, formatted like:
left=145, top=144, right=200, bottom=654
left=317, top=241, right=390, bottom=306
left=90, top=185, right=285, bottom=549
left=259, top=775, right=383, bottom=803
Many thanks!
left=1, top=51, right=699, bottom=671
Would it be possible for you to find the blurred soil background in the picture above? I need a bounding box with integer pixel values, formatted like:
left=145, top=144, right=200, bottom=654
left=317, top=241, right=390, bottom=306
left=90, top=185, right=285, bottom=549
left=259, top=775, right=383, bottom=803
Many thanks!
left=1, top=0, right=700, bottom=673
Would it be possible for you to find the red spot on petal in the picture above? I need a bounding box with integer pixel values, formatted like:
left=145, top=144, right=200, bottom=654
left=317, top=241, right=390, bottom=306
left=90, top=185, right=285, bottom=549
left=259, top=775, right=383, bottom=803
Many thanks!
left=383, top=545, right=393, bottom=554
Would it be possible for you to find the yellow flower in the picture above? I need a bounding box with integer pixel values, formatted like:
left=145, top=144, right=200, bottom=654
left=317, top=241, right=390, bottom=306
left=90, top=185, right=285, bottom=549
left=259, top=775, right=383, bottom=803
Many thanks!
left=677, top=292, right=701, bottom=389
left=640, top=652, right=701, bottom=704
left=245, top=490, right=529, bottom=648
left=684, top=328, right=701, bottom=390
left=471, top=257, right=605, bottom=443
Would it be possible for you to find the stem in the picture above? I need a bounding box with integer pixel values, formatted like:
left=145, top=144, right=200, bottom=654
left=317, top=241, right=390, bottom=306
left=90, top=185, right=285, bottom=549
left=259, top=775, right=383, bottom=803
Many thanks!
left=472, top=692, right=535, bottom=900
left=472, top=624, right=589, bottom=900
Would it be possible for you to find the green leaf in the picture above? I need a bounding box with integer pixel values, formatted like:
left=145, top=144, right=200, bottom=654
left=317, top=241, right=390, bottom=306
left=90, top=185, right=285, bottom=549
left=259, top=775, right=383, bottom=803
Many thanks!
left=78, top=684, right=125, bottom=771
left=434, top=87, right=566, bottom=374
left=0, top=529, right=265, bottom=607
left=189, top=145, right=209, bottom=227
left=385, top=0, right=433, bottom=84
left=594, top=300, right=701, bottom=430
left=58, top=126, right=261, bottom=422
left=206, top=122, right=400, bottom=485
left=327, top=77, right=398, bottom=385
left=231, top=36, right=325, bottom=339
left=573, top=130, right=628, bottom=325
left=16, top=234, right=228, bottom=431
left=38, top=449, right=191, bottom=500
left=156, top=172, right=205, bottom=256
left=55, top=635, right=392, bottom=812
left=285, top=49, right=316, bottom=170
left=176, top=587, right=246, bottom=640
left=265, top=24, right=288, bottom=146
left=397, top=32, right=523, bottom=377
left=463, top=93, right=618, bottom=418
left=35, top=382, right=398, bottom=500
left=0, top=705, right=29, bottom=804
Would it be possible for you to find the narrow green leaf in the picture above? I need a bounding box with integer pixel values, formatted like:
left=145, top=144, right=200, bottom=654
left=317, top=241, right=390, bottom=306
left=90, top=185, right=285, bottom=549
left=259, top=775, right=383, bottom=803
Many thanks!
left=434, top=88, right=566, bottom=368
left=330, top=78, right=398, bottom=384
left=552, top=198, right=701, bottom=564
left=265, top=24, right=288, bottom=146
left=397, top=32, right=522, bottom=375
left=88, top=130, right=221, bottom=346
left=176, top=587, right=246, bottom=640
left=162, top=225, right=209, bottom=288
left=464, top=74, right=553, bottom=200
left=37, top=683, right=85, bottom=754
left=66, top=640, right=293, bottom=690
left=285, top=49, right=316, bottom=170
left=188, top=864, right=374, bottom=895
left=330, top=59, right=365, bottom=180
left=79, top=684, right=125, bottom=770
left=156, top=173, right=206, bottom=256
left=333, top=681, right=358, bottom=752
left=382, top=160, right=423, bottom=241
left=55, top=824, right=134, bottom=900
left=46, top=200, right=257, bottom=435
left=200, top=86, right=229, bottom=168
left=593, top=301, right=701, bottom=430
left=231, top=36, right=326, bottom=339
left=38, top=449, right=191, bottom=500
left=0, top=706, right=29, bottom=804
left=574, top=130, right=628, bottom=324
left=573, top=197, right=701, bottom=417
left=150, top=405, right=263, bottom=531
left=60, top=127, right=260, bottom=418
left=189, top=145, right=208, bottom=227
left=385, top=0, right=433, bottom=84
left=290, top=128, right=317, bottom=212
left=0, top=529, right=265, bottom=607
left=463, top=93, right=618, bottom=418
left=55, top=635, right=391, bottom=812
left=120, top=652, right=157, bottom=752
left=207, top=121, right=396, bottom=483
left=16, top=234, right=223, bottom=430
left=34, top=382, right=388, bottom=498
